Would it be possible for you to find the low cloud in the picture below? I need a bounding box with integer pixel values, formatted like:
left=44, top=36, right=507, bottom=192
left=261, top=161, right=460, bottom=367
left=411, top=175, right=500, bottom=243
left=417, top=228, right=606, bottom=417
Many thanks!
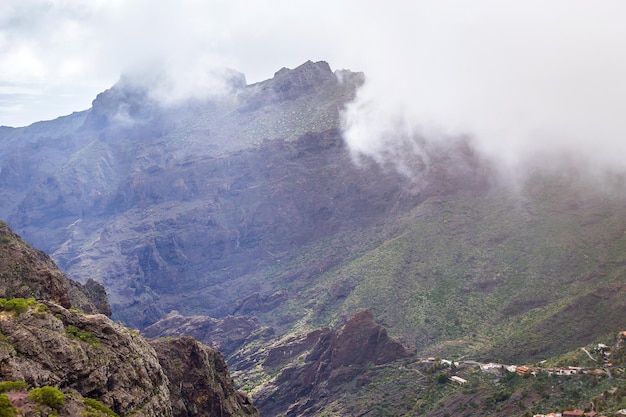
left=118, top=56, right=245, bottom=108
left=3, top=0, right=626, bottom=177
left=340, top=1, right=626, bottom=182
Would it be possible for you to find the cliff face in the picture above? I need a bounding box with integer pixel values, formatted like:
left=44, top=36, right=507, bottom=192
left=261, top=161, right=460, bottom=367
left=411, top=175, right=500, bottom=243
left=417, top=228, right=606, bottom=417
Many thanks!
left=246, top=310, right=409, bottom=416
left=0, top=301, right=172, bottom=416
left=150, top=336, right=257, bottom=417
left=0, top=220, right=110, bottom=316
left=0, top=223, right=258, bottom=417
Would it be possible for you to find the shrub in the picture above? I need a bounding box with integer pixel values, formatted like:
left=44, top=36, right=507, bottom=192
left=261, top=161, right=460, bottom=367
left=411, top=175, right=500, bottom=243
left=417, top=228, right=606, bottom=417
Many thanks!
left=66, top=326, right=100, bottom=347
left=0, top=298, right=36, bottom=315
left=0, top=381, right=27, bottom=393
left=83, top=398, right=119, bottom=417
left=0, top=394, right=14, bottom=417
left=28, top=386, right=65, bottom=410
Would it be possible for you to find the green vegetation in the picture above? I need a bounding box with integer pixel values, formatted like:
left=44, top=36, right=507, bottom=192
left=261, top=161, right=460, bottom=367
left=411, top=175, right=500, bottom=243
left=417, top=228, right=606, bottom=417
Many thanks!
left=28, top=386, right=65, bottom=410
left=34, top=303, right=48, bottom=318
left=0, top=394, right=14, bottom=417
left=0, top=298, right=36, bottom=315
left=0, top=381, right=27, bottom=393
left=264, top=175, right=626, bottom=364
left=240, top=173, right=626, bottom=415
left=0, top=236, right=11, bottom=244
left=66, top=326, right=100, bottom=347
left=83, top=398, right=119, bottom=417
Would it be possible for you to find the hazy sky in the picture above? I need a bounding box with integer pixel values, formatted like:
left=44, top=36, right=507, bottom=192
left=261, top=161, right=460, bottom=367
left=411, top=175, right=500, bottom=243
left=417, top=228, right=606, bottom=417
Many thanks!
left=2, top=1, right=626, bottom=174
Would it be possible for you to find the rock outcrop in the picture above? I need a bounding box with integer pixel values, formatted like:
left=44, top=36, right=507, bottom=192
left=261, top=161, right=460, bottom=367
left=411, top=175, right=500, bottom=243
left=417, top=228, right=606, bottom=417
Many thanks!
left=150, top=336, right=257, bottom=417
left=0, top=222, right=258, bottom=416
left=250, top=310, right=409, bottom=416
left=143, top=310, right=268, bottom=358
left=0, top=302, right=172, bottom=416
left=0, top=220, right=110, bottom=315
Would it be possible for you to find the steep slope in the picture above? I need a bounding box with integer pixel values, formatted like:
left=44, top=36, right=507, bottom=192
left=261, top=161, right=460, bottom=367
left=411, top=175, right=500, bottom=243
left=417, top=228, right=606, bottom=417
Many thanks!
left=250, top=168, right=626, bottom=363
left=2, top=60, right=626, bottom=415
left=0, top=61, right=385, bottom=329
left=0, top=223, right=258, bottom=416
left=150, top=336, right=257, bottom=417
left=0, top=220, right=110, bottom=315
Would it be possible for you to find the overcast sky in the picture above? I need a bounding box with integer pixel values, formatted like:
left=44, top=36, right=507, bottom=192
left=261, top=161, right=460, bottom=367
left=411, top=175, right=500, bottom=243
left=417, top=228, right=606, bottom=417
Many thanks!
left=2, top=1, right=626, bottom=175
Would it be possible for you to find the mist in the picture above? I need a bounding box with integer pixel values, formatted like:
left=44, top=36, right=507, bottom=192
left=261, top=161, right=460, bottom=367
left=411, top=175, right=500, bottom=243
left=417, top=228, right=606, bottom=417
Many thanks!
left=4, top=0, right=626, bottom=184
left=340, top=1, right=626, bottom=182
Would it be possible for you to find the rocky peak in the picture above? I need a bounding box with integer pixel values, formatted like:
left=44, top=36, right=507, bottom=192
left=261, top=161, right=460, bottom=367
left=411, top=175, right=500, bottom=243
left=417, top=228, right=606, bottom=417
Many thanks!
left=250, top=310, right=409, bottom=416
left=330, top=309, right=409, bottom=367
left=82, top=65, right=248, bottom=133
left=271, top=60, right=338, bottom=101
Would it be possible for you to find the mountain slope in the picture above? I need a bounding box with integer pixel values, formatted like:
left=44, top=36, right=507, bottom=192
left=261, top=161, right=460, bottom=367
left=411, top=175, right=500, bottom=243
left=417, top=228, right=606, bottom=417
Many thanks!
left=1, top=61, right=626, bottom=415
left=0, top=222, right=258, bottom=416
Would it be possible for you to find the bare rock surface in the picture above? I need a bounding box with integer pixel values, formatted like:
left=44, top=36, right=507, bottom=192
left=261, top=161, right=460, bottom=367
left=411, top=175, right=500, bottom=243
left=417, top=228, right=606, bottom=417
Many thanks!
left=150, top=336, right=257, bottom=417
left=143, top=310, right=266, bottom=357
left=0, top=221, right=258, bottom=416
left=251, top=310, right=409, bottom=416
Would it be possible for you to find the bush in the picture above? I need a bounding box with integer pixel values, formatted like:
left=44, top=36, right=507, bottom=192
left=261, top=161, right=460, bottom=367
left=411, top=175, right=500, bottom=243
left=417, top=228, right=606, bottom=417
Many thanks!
left=0, top=394, right=14, bottom=417
left=0, top=298, right=36, bottom=315
left=28, top=386, right=65, bottom=410
left=83, top=398, right=119, bottom=417
left=0, top=381, right=27, bottom=393
left=66, top=326, right=100, bottom=347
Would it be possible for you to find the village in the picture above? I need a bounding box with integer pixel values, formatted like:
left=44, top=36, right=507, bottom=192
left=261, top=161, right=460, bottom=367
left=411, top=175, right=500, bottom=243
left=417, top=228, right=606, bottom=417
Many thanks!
left=416, top=331, right=626, bottom=417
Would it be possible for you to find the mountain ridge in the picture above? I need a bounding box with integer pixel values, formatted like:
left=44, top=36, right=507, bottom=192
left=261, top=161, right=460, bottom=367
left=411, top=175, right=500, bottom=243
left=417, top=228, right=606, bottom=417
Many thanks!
left=1, top=60, right=626, bottom=415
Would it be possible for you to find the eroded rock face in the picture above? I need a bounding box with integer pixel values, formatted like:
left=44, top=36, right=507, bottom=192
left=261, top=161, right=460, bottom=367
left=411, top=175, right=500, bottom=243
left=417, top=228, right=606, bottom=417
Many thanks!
left=143, top=310, right=266, bottom=357
left=0, top=302, right=172, bottom=416
left=0, top=221, right=258, bottom=417
left=251, top=310, right=409, bottom=416
left=150, top=336, right=258, bottom=417
left=0, top=220, right=110, bottom=315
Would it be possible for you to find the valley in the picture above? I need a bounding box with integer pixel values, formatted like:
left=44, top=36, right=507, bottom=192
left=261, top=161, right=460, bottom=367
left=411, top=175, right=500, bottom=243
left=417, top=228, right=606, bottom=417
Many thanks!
left=1, top=60, right=625, bottom=415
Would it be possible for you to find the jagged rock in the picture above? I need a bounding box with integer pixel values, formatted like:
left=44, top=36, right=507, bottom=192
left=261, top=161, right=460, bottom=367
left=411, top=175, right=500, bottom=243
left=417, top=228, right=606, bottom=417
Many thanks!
left=0, top=221, right=258, bottom=417
left=0, top=221, right=110, bottom=315
left=0, top=301, right=172, bottom=416
left=143, top=310, right=266, bottom=357
left=252, top=310, right=409, bottom=416
left=150, top=336, right=258, bottom=417
left=271, top=60, right=338, bottom=101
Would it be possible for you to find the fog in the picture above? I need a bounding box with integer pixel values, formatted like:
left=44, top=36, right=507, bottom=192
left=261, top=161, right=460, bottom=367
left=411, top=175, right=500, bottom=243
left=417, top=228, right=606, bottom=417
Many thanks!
left=3, top=1, right=626, bottom=180
left=340, top=1, right=626, bottom=180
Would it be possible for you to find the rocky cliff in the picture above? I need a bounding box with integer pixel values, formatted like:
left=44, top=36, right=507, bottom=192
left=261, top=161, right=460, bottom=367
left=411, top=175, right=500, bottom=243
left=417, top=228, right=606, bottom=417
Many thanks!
left=150, top=336, right=257, bottom=417
left=239, top=310, right=409, bottom=416
left=0, top=220, right=110, bottom=316
left=0, top=223, right=258, bottom=416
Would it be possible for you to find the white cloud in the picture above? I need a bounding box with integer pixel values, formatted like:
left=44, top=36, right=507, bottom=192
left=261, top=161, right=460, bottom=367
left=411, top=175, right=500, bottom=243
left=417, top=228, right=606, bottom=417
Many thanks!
left=2, top=0, right=626, bottom=181
left=341, top=1, right=626, bottom=177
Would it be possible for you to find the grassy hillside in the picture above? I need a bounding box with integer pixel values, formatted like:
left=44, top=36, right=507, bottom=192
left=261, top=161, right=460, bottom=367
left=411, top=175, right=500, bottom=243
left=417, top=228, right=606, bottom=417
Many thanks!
left=251, top=169, right=626, bottom=365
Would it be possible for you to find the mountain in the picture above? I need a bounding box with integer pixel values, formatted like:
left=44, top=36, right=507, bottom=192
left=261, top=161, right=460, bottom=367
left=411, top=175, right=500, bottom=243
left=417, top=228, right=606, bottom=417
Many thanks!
left=0, top=60, right=377, bottom=328
left=1, top=60, right=626, bottom=415
left=0, top=222, right=257, bottom=416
